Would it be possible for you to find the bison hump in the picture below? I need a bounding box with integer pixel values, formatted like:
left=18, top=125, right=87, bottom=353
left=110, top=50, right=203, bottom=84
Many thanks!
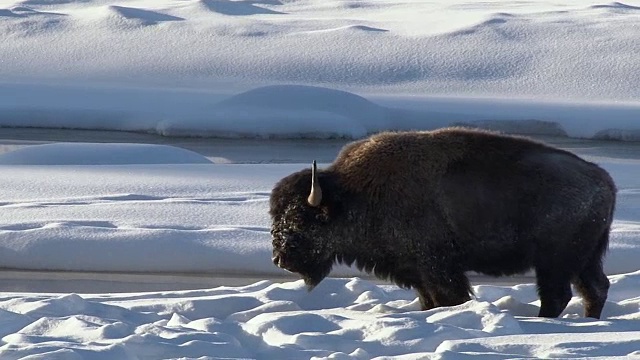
left=329, top=131, right=467, bottom=195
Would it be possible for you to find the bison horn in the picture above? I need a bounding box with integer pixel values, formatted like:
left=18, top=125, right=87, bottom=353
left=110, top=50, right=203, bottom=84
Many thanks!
left=307, top=160, right=322, bottom=207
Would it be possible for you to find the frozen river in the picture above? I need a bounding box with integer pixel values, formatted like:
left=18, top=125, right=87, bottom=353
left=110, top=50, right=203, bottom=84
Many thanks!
left=3, top=127, right=640, bottom=164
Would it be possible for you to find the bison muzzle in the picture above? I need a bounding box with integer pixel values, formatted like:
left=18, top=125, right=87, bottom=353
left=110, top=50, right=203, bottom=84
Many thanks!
left=269, top=128, right=617, bottom=319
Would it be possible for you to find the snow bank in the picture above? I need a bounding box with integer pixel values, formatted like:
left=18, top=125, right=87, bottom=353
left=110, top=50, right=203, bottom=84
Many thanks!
left=2, top=83, right=639, bottom=141
left=157, top=85, right=391, bottom=139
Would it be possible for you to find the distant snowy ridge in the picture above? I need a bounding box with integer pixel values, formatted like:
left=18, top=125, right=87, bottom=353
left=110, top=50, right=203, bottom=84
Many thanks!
left=2, top=83, right=639, bottom=141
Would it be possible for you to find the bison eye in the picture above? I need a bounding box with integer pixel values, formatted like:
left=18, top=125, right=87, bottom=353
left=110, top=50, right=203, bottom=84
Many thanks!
left=282, top=233, right=299, bottom=247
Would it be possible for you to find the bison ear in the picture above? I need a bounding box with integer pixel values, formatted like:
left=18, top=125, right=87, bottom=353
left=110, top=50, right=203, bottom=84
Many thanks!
left=307, top=160, right=323, bottom=207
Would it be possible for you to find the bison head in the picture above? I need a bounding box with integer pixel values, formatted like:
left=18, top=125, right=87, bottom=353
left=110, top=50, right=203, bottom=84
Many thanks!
left=269, top=161, right=340, bottom=289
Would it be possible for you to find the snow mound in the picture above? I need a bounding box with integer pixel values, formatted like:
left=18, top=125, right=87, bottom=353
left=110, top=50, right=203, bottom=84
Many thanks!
left=199, top=0, right=285, bottom=16
left=158, top=85, right=391, bottom=139
left=0, top=5, right=67, bottom=36
left=108, top=5, right=184, bottom=27
left=0, top=143, right=213, bottom=165
left=590, top=2, right=640, bottom=11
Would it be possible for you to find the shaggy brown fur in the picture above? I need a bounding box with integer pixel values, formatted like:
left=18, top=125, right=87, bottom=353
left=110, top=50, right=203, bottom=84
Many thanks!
left=269, top=127, right=617, bottom=319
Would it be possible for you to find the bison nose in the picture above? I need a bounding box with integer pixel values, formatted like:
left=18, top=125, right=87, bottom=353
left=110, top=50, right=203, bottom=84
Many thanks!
left=272, top=254, right=294, bottom=273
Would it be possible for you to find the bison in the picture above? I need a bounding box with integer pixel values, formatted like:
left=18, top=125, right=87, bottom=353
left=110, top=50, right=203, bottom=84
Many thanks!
left=269, top=128, right=616, bottom=319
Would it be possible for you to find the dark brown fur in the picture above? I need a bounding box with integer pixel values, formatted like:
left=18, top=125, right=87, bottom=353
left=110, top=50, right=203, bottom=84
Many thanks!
left=269, top=128, right=617, bottom=318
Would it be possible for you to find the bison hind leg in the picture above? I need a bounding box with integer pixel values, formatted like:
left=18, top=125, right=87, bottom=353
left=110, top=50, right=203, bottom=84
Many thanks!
left=571, top=227, right=611, bottom=319
left=535, top=270, right=573, bottom=318
left=572, top=259, right=609, bottom=319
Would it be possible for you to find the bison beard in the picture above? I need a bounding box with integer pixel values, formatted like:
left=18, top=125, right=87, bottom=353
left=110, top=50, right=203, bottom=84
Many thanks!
left=269, top=128, right=617, bottom=319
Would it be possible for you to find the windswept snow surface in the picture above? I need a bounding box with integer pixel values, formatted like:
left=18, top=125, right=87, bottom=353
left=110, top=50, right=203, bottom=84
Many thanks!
left=2, top=0, right=639, bottom=101
left=0, top=274, right=640, bottom=359
left=1, top=0, right=640, bottom=140
left=0, top=141, right=639, bottom=358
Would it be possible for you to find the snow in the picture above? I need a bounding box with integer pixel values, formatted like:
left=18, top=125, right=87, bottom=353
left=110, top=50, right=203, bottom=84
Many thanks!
left=2, top=0, right=639, bottom=102
left=1, top=0, right=640, bottom=357
left=1, top=275, right=640, bottom=358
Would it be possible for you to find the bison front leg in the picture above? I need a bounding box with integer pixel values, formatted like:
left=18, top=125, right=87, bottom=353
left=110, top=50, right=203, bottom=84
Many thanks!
left=536, top=269, right=573, bottom=318
left=415, top=284, right=436, bottom=310
left=419, top=271, right=472, bottom=309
